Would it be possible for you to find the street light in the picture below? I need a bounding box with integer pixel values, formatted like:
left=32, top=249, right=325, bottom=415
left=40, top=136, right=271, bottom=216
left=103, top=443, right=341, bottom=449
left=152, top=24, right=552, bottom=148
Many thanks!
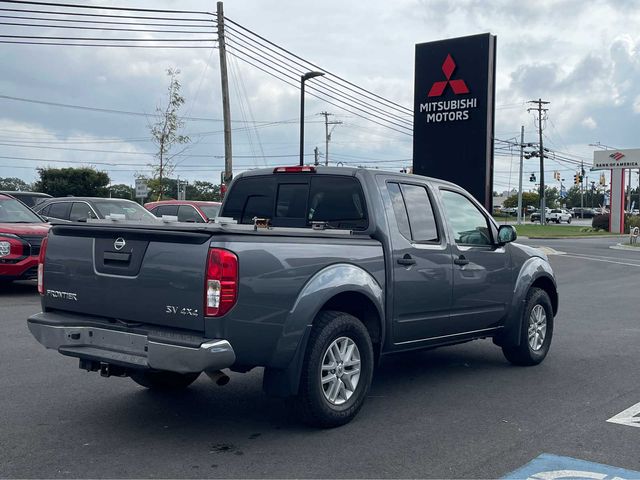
left=299, top=71, right=325, bottom=166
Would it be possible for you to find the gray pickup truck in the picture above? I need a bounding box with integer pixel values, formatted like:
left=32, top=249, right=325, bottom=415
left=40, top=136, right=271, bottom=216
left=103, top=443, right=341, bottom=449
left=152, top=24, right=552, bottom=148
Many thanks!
left=28, top=166, right=558, bottom=427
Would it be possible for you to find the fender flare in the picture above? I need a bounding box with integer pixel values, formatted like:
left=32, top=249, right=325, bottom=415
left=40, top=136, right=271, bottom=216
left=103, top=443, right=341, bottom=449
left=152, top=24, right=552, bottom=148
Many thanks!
left=496, top=257, right=557, bottom=347
left=263, top=263, right=384, bottom=397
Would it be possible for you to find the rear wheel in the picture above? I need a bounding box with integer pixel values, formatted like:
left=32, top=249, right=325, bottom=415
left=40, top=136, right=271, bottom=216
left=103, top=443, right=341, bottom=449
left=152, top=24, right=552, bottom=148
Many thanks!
left=295, top=310, right=374, bottom=428
left=502, top=287, right=554, bottom=366
left=130, top=370, right=200, bottom=390
left=567, top=217, right=572, bottom=224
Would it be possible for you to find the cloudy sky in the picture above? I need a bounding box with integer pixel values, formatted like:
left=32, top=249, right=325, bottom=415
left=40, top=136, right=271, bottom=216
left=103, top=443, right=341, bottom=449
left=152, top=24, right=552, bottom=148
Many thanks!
left=1, top=0, right=639, bottom=193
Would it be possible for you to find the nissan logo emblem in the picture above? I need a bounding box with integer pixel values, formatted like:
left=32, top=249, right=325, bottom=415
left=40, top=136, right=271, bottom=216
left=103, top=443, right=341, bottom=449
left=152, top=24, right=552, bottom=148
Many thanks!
left=114, top=238, right=126, bottom=251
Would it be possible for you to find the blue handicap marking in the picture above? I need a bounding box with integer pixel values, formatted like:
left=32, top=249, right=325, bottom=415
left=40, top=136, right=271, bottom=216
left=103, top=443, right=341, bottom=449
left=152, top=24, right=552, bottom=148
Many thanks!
left=503, top=454, right=640, bottom=480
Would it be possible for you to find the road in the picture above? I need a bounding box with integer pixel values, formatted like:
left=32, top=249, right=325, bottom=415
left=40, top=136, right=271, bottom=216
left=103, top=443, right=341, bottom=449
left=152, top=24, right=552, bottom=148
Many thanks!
left=1, top=236, right=639, bottom=478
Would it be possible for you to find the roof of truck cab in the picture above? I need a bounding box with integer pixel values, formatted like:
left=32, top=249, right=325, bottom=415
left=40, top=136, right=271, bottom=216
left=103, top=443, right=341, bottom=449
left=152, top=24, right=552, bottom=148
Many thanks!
left=235, top=165, right=459, bottom=188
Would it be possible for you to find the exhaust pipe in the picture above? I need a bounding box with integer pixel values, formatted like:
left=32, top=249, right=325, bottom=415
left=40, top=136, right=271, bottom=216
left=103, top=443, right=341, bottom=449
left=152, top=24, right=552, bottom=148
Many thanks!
left=206, top=370, right=230, bottom=386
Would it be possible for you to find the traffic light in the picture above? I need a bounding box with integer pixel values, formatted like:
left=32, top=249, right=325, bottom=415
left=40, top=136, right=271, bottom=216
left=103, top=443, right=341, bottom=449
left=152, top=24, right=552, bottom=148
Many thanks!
left=574, top=174, right=580, bottom=185
left=529, top=173, right=536, bottom=182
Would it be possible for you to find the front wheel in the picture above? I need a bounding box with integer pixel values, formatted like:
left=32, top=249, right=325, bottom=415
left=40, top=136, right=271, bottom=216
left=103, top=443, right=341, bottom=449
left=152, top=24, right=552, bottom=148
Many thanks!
left=567, top=217, right=572, bottom=224
left=502, top=288, right=554, bottom=366
left=130, top=370, right=200, bottom=390
left=295, top=310, right=374, bottom=428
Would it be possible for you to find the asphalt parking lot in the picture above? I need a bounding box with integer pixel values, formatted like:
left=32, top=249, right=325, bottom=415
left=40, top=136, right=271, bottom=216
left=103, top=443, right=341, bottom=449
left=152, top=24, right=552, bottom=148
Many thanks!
left=1, top=236, right=639, bottom=479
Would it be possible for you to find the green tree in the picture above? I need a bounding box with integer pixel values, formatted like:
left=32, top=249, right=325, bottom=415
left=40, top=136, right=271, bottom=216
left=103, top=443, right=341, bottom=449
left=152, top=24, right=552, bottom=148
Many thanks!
left=34, top=167, right=110, bottom=197
left=0, top=177, right=32, bottom=191
left=503, top=191, right=539, bottom=209
left=187, top=181, right=221, bottom=201
left=501, top=187, right=559, bottom=210
left=109, top=184, right=134, bottom=199
left=150, top=68, right=190, bottom=199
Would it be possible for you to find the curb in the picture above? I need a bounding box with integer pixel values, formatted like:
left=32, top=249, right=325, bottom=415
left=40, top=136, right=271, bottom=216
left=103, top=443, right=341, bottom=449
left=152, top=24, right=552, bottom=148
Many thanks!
left=609, top=243, right=640, bottom=251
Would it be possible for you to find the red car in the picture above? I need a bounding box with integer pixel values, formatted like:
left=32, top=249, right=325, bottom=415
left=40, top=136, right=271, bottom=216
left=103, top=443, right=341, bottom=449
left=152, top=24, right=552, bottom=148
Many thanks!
left=0, top=194, right=50, bottom=282
left=144, top=200, right=221, bottom=223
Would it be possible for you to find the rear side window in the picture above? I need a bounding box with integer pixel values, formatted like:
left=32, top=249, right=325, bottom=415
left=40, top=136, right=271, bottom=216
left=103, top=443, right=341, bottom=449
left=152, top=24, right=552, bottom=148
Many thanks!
left=155, top=205, right=178, bottom=217
left=48, top=202, right=71, bottom=220
left=70, top=202, right=96, bottom=221
left=387, top=182, right=439, bottom=243
left=221, top=175, right=367, bottom=230
left=387, top=183, right=412, bottom=240
left=178, top=205, right=203, bottom=223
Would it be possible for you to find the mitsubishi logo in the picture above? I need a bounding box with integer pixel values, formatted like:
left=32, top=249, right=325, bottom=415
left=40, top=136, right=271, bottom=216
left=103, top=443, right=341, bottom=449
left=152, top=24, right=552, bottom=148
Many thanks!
left=609, top=152, right=625, bottom=161
left=428, top=54, right=469, bottom=97
left=113, top=237, right=126, bottom=251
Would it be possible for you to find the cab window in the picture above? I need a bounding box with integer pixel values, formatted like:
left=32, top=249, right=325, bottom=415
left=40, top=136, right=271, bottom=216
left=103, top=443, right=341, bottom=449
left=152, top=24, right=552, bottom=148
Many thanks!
left=440, top=190, right=492, bottom=246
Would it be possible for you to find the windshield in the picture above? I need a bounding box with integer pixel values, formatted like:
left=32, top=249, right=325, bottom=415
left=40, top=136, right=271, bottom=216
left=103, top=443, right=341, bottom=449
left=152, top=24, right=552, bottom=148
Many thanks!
left=0, top=198, right=43, bottom=223
left=199, top=204, right=221, bottom=219
left=92, top=200, right=157, bottom=222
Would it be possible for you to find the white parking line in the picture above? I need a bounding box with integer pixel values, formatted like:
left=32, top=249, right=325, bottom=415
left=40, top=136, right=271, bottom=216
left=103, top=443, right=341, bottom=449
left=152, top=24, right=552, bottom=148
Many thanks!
left=557, top=254, right=640, bottom=268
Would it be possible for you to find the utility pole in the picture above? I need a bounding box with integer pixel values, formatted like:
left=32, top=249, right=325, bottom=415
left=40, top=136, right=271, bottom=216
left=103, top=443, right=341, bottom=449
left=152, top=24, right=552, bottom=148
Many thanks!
left=314, top=147, right=319, bottom=166
left=517, top=125, right=524, bottom=225
left=217, top=2, right=233, bottom=186
left=528, top=99, right=550, bottom=224
left=319, top=111, right=342, bottom=166
left=580, top=161, right=584, bottom=218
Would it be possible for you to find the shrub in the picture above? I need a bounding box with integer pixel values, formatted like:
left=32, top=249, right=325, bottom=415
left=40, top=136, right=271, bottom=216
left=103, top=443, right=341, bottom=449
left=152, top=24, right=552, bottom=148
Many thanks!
left=592, top=214, right=609, bottom=231
left=627, top=215, right=640, bottom=233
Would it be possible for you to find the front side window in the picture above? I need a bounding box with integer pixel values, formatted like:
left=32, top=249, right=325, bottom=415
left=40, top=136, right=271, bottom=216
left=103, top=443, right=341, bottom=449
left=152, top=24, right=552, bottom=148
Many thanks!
left=440, top=190, right=492, bottom=246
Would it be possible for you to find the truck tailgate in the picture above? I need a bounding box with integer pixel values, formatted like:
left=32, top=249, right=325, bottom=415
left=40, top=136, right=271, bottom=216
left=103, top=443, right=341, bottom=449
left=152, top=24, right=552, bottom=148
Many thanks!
left=42, top=224, right=212, bottom=332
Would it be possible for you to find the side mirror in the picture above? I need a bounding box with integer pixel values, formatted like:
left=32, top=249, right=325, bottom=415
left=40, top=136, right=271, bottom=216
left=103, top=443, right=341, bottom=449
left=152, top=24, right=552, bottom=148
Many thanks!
left=497, top=225, right=517, bottom=245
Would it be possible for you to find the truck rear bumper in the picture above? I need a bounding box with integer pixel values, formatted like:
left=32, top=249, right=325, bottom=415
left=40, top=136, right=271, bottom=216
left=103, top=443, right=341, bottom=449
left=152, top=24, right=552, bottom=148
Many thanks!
left=27, top=312, right=235, bottom=374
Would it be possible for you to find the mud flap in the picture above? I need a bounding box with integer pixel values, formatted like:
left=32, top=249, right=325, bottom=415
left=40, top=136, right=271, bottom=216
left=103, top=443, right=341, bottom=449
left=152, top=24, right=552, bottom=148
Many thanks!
left=262, top=325, right=312, bottom=397
left=493, top=299, right=526, bottom=347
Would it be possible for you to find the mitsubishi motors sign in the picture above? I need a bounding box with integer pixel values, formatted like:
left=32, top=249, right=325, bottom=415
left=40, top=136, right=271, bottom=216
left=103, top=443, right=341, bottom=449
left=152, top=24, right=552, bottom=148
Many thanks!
left=413, top=33, right=497, bottom=209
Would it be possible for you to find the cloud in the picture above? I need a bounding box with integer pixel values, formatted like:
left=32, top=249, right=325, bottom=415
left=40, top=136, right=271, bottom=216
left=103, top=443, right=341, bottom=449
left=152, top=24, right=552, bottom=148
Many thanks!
left=582, top=117, right=597, bottom=129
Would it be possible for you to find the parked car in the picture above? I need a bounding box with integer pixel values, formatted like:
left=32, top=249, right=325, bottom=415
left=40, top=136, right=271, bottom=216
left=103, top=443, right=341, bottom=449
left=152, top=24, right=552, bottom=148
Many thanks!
left=0, top=191, right=51, bottom=208
left=28, top=166, right=558, bottom=427
left=530, top=208, right=551, bottom=222
left=547, top=209, right=572, bottom=224
left=144, top=200, right=222, bottom=223
left=0, top=193, right=49, bottom=282
left=571, top=207, right=596, bottom=218
left=34, top=197, right=158, bottom=223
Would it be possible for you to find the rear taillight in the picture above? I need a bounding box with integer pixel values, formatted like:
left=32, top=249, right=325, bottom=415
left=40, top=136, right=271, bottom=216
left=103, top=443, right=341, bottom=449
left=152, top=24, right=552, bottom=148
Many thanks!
left=37, top=236, right=48, bottom=295
left=205, top=248, right=238, bottom=317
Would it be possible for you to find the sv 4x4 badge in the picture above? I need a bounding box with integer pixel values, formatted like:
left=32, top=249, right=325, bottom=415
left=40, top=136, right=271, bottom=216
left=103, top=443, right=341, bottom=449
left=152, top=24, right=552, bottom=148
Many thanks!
left=165, top=305, right=198, bottom=317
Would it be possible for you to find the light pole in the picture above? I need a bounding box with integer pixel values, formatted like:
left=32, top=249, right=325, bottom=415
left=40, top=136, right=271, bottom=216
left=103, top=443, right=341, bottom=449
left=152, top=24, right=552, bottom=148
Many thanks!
left=299, top=71, right=325, bottom=166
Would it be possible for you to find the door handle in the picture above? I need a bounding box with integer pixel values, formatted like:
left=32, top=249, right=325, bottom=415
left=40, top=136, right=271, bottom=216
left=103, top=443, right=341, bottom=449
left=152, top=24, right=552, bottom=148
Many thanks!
left=454, top=255, right=469, bottom=266
left=397, top=254, right=416, bottom=266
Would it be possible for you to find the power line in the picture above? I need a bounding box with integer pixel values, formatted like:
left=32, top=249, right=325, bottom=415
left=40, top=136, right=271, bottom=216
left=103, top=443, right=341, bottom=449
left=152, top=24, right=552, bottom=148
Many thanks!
left=0, top=0, right=214, bottom=16
left=224, top=16, right=411, bottom=116
left=225, top=46, right=412, bottom=136
left=0, top=34, right=215, bottom=41
left=0, top=6, right=213, bottom=22
left=0, top=13, right=214, bottom=26
left=0, top=21, right=216, bottom=34
left=224, top=24, right=411, bottom=124
left=0, top=40, right=214, bottom=47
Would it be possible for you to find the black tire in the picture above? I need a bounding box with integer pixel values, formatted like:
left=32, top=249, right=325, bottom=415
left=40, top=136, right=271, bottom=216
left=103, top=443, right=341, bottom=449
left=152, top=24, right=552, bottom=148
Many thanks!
left=130, top=370, right=200, bottom=390
left=295, top=310, right=374, bottom=428
left=567, top=217, right=572, bottom=224
left=502, top=288, right=554, bottom=366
